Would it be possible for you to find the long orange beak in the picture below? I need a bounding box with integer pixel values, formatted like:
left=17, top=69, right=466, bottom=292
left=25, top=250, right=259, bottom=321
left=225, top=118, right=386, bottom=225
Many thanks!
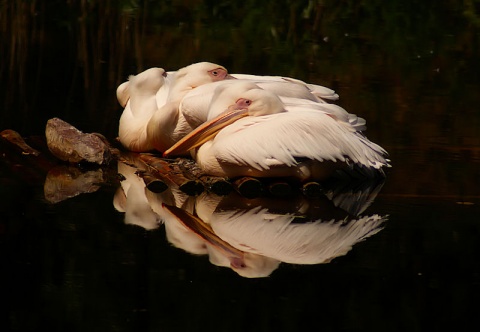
left=162, top=203, right=245, bottom=268
left=163, top=108, right=249, bottom=157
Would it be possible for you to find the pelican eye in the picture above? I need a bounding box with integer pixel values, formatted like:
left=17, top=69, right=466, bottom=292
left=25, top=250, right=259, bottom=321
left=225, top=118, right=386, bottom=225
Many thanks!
left=235, top=98, right=252, bottom=108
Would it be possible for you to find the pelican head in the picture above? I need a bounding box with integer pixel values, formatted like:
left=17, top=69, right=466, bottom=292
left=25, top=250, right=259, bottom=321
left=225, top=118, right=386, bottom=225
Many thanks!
left=168, top=62, right=233, bottom=102
left=116, top=67, right=167, bottom=107
left=131, top=67, right=167, bottom=93
left=227, top=87, right=285, bottom=117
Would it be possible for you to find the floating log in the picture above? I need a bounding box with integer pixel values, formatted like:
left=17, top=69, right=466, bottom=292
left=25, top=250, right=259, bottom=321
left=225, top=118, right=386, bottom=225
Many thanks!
left=0, top=130, right=59, bottom=184
left=138, top=154, right=203, bottom=196
left=175, top=158, right=232, bottom=195
left=136, top=170, right=168, bottom=193
left=1, top=129, right=40, bottom=156
left=45, top=118, right=112, bottom=165
left=268, top=181, right=293, bottom=197
left=233, top=177, right=264, bottom=198
left=302, top=181, right=324, bottom=198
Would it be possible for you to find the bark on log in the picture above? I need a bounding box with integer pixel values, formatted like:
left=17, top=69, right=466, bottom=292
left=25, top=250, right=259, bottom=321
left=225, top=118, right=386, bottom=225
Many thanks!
left=138, top=154, right=203, bottom=196
left=175, top=158, right=232, bottom=195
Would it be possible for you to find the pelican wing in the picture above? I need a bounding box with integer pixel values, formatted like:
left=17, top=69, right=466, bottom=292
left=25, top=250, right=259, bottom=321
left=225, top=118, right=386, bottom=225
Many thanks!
left=212, top=110, right=388, bottom=171
left=232, top=73, right=339, bottom=101
left=281, top=97, right=367, bottom=132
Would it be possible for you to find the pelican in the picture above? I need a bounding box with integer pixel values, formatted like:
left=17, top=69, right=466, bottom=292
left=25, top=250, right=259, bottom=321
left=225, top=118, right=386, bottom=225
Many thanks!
left=164, top=81, right=390, bottom=180
left=179, top=76, right=340, bottom=129
left=117, top=67, right=169, bottom=152
left=117, top=62, right=232, bottom=152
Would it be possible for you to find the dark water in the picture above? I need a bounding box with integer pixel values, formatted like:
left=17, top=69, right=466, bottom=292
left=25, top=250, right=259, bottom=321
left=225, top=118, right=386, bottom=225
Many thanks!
left=1, top=1, right=480, bottom=331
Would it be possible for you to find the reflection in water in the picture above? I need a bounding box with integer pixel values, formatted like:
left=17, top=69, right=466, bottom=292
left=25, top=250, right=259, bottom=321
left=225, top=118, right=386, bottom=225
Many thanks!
left=113, top=157, right=387, bottom=278
left=44, top=166, right=105, bottom=204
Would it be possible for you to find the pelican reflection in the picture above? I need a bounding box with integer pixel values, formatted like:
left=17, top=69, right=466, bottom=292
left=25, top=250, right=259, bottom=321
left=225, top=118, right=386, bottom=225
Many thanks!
left=114, top=159, right=387, bottom=278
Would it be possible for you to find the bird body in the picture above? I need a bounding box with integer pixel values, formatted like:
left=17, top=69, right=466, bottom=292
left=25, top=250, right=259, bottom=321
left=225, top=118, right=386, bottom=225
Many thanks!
left=117, top=67, right=169, bottom=151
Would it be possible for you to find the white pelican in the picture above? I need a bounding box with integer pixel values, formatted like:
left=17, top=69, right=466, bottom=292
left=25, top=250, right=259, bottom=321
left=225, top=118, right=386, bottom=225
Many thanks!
left=117, top=62, right=232, bottom=152
left=117, top=67, right=169, bottom=152
left=164, top=82, right=390, bottom=180
left=179, top=76, right=340, bottom=129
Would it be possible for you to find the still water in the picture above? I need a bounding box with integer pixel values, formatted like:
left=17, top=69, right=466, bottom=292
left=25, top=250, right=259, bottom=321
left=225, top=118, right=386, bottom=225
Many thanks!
left=1, top=1, right=480, bottom=331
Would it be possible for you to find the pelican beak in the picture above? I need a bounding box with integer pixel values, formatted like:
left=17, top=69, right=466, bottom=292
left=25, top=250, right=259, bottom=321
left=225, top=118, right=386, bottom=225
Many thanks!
left=163, top=108, right=249, bottom=157
left=162, top=203, right=245, bottom=267
left=225, top=74, right=237, bottom=80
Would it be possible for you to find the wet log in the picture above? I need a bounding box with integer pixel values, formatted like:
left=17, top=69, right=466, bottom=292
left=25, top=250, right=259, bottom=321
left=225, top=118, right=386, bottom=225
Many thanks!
left=136, top=171, right=168, bottom=193
left=0, top=130, right=59, bottom=184
left=268, top=181, right=293, bottom=197
left=1, top=129, right=40, bottom=156
left=45, top=118, right=112, bottom=165
left=175, top=158, right=232, bottom=195
left=233, top=177, right=264, bottom=198
left=138, top=154, right=203, bottom=196
left=302, top=181, right=324, bottom=198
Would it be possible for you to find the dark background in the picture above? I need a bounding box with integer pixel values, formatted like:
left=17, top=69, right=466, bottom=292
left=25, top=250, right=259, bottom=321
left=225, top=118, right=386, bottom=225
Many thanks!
left=1, top=1, right=480, bottom=331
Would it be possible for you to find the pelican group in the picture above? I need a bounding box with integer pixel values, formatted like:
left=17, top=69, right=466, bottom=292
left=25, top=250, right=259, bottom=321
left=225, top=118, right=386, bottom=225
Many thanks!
left=117, top=62, right=389, bottom=180
left=116, top=62, right=232, bottom=152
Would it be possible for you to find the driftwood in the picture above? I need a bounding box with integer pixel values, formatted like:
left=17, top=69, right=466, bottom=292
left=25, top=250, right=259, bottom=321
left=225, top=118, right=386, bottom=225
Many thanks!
left=137, top=171, right=169, bottom=193
left=233, top=177, right=264, bottom=198
left=138, top=154, right=204, bottom=196
left=302, top=182, right=324, bottom=198
left=1, top=130, right=58, bottom=184
left=1, top=129, right=40, bottom=156
left=2, top=118, right=328, bottom=200
left=175, top=158, right=232, bottom=195
left=267, top=180, right=293, bottom=197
